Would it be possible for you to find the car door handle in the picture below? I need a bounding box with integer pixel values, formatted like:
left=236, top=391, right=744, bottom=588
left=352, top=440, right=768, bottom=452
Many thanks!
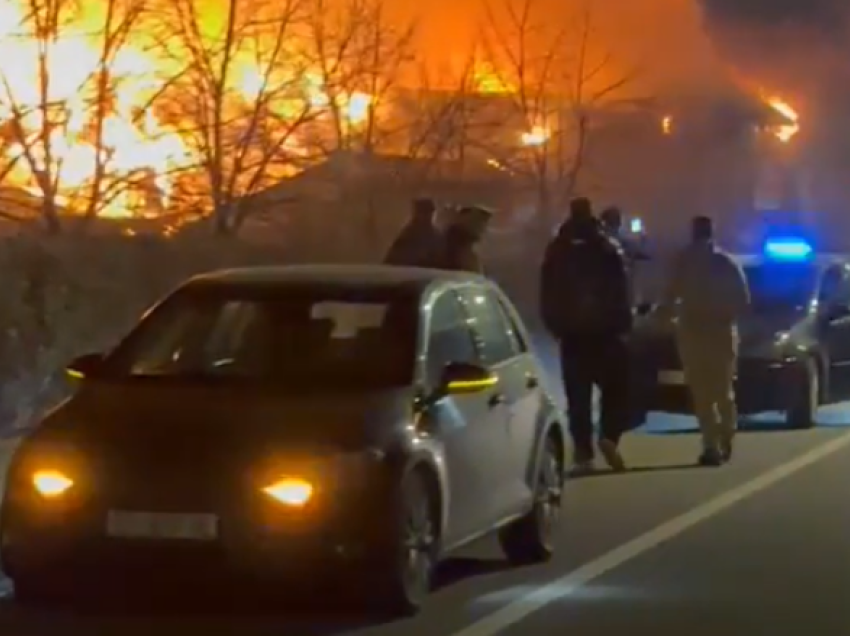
left=526, top=375, right=539, bottom=389
left=488, top=393, right=506, bottom=408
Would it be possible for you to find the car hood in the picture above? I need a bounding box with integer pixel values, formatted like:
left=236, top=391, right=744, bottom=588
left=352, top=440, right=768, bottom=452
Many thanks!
left=738, top=310, right=804, bottom=348
left=635, top=308, right=806, bottom=352
left=32, top=382, right=414, bottom=462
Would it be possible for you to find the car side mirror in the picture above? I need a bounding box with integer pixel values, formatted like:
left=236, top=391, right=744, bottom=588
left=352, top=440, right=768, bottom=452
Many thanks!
left=66, top=353, right=104, bottom=380
left=441, top=361, right=497, bottom=395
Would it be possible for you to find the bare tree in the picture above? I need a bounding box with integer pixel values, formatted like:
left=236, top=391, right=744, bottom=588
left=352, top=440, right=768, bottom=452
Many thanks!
left=298, top=0, right=416, bottom=158
left=0, top=0, right=158, bottom=232
left=78, top=0, right=150, bottom=223
left=157, top=0, right=314, bottom=235
left=394, top=60, right=482, bottom=167
left=478, top=0, right=639, bottom=232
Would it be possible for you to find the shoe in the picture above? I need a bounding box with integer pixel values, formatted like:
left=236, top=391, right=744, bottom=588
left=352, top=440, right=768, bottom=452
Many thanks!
left=598, top=439, right=626, bottom=472
left=569, top=449, right=595, bottom=477
left=698, top=449, right=724, bottom=467
left=568, top=459, right=595, bottom=477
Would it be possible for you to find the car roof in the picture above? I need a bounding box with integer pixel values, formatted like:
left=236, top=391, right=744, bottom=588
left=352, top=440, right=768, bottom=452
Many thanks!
left=186, top=264, right=486, bottom=294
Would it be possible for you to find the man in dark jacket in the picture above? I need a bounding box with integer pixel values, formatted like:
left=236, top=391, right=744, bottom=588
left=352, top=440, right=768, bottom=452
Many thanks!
left=601, top=205, right=650, bottom=304
left=384, top=198, right=445, bottom=268
left=540, top=197, right=633, bottom=473
left=442, top=205, right=492, bottom=273
left=601, top=206, right=650, bottom=263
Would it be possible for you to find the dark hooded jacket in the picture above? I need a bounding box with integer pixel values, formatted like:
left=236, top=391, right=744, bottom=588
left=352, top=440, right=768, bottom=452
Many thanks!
left=540, top=216, right=632, bottom=340
left=383, top=219, right=445, bottom=268
left=442, top=223, right=484, bottom=274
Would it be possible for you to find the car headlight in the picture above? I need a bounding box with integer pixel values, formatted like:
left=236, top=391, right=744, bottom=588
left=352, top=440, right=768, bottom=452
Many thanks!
left=31, top=470, right=74, bottom=498
left=262, top=477, right=313, bottom=507
left=746, top=331, right=797, bottom=360
left=256, top=450, right=384, bottom=505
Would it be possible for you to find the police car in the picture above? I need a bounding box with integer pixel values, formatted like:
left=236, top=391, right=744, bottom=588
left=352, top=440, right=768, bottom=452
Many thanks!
left=634, top=237, right=850, bottom=429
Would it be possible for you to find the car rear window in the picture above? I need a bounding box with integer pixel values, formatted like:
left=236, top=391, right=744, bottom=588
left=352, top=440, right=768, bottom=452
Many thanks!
left=104, top=284, right=419, bottom=390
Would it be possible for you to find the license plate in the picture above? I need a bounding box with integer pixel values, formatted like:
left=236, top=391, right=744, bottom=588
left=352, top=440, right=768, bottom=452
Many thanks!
left=106, top=510, right=218, bottom=540
left=658, top=370, right=686, bottom=385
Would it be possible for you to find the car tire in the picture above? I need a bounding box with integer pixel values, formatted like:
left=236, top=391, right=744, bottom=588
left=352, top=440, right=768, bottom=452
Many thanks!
left=788, top=359, right=818, bottom=430
left=368, top=469, right=438, bottom=616
left=498, top=435, right=563, bottom=565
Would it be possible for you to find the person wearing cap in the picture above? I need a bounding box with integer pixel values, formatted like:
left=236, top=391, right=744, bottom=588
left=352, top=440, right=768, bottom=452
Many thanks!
left=442, top=205, right=493, bottom=274
left=660, top=215, right=750, bottom=466
left=540, top=197, right=632, bottom=474
left=384, top=198, right=445, bottom=268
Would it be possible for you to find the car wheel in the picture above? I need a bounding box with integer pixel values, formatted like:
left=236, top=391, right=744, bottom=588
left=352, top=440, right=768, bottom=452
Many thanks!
left=788, top=359, right=818, bottom=430
left=370, top=470, right=438, bottom=616
left=498, top=436, right=563, bottom=565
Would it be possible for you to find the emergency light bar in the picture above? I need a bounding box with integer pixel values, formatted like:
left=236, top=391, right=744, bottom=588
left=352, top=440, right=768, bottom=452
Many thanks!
left=763, top=238, right=813, bottom=260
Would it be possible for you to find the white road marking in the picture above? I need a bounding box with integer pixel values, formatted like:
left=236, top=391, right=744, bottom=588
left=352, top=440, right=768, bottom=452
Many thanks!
left=451, top=430, right=850, bottom=636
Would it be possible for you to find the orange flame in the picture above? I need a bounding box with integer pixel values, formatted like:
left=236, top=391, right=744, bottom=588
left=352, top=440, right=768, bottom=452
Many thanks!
left=0, top=0, right=375, bottom=220
left=766, top=97, right=799, bottom=143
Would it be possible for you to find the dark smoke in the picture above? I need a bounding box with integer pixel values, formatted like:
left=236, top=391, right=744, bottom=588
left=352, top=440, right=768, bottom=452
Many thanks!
left=697, top=0, right=850, bottom=104
left=701, top=0, right=845, bottom=32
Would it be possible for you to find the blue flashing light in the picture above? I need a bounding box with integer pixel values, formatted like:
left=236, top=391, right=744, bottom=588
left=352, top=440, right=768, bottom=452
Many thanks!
left=763, top=238, right=813, bottom=261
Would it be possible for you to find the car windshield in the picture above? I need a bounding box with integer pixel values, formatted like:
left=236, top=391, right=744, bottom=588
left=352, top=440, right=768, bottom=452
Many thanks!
left=743, top=262, right=819, bottom=313
left=102, top=284, right=418, bottom=390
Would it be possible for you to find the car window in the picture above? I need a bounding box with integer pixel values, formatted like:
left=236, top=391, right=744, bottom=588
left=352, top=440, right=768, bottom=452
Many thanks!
left=458, top=287, right=523, bottom=366
left=493, top=293, right=527, bottom=353
left=425, top=291, right=479, bottom=387
left=830, top=267, right=850, bottom=306
left=819, top=266, right=845, bottom=304
left=104, top=285, right=418, bottom=390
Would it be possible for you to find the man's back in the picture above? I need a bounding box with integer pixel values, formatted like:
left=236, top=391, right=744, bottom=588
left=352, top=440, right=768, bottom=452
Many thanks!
left=668, top=244, right=750, bottom=329
left=540, top=219, right=631, bottom=339
left=384, top=221, right=444, bottom=268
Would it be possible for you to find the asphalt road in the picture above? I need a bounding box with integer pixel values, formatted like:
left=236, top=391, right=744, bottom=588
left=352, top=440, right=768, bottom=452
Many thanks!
left=0, top=414, right=848, bottom=635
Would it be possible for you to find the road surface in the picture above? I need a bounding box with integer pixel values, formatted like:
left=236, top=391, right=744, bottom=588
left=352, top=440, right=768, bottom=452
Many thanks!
left=0, top=335, right=848, bottom=635
left=0, top=411, right=848, bottom=635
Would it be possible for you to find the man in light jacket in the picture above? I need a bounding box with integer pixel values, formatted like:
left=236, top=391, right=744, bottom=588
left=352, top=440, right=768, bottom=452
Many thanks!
left=661, top=216, right=751, bottom=466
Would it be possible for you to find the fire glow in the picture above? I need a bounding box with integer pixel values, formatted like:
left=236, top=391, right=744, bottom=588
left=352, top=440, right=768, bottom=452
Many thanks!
left=766, top=97, right=799, bottom=143
left=0, top=0, right=374, bottom=219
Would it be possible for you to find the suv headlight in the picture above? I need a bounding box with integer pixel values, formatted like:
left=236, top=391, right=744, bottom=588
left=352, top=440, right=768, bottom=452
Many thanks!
left=746, top=331, right=794, bottom=360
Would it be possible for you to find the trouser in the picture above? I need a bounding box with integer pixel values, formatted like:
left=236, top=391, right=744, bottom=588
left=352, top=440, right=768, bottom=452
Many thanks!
left=559, top=336, right=630, bottom=460
left=676, top=328, right=738, bottom=452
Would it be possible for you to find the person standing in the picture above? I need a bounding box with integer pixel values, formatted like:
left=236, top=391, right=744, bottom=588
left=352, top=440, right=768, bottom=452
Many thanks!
left=442, top=205, right=493, bottom=274
left=540, top=198, right=633, bottom=474
left=661, top=216, right=750, bottom=466
left=384, top=198, right=445, bottom=268
left=601, top=206, right=650, bottom=303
